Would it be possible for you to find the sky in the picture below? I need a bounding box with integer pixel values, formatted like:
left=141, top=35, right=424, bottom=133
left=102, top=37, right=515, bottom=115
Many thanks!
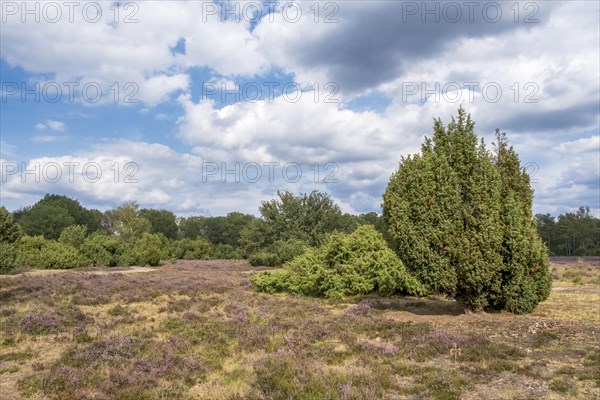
left=0, top=0, right=598, bottom=217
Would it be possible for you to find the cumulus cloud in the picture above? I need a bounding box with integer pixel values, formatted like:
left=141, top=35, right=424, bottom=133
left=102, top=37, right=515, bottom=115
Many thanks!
left=46, top=120, right=66, bottom=131
left=0, top=2, right=265, bottom=105
left=553, top=136, right=600, bottom=155
left=1, top=1, right=598, bottom=217
left=34, top=120, right=66, bottom=131
left=254, top=1, right=559, bottom=95
left=0, top=140, right=302, bottom=215
left=32, top=135, right=64, bottom=143
left=531, top=136, right=600, bottom=216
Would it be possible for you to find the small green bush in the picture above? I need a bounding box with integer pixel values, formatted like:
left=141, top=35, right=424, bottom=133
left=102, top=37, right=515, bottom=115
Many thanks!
left=211, top=243, right=243, bottom=259
left=248, top=238, right=308, bottom=266
left=16, top=235, right=90, bottom=269
left=0, top=206, right=22, bottom=274
left=15, top=235, right=46, bottom=267
left=80, top=232, right=120, bottom=266
left=249, top=251, right=281, bottom=267
left=170, top=238, right=213, bottom=260
left=58, top=225, right=87, bottom=249
left=0, top=242, right=19, bottom=274
left=250, top=269, right=288, bottom=294
left=1, top=206, right=22, bottom=243
left=119, top=233, right=163, bottom=266
left=252, top=225, right=425, bottom=298
left=273, top=238, right=309, bottom=264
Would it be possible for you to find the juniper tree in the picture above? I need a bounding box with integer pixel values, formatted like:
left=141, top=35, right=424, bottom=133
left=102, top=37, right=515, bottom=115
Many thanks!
left=383, top=109, right=551, bottom=313
left=490, top=131, right=551, bottom=313
left=0, top=206, right=22, bottom=273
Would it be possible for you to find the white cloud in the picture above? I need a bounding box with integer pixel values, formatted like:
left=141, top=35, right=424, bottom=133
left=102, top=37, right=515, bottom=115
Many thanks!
left=553, top=136, right=600, bottom=154
left=46, top=120, right=66, bottom=131
left=1, top=1, right=598, bottom=217
left=34, top=120, right=66, bottom=131
left=175, top=92, right=432, bottom=213
left=139, top=74, right=190, bottom=107
left=0, top=140, right=275, bottom=215
left=32, top=135, right=64, bottom=143
left=1, top=2, right=265, bottom=105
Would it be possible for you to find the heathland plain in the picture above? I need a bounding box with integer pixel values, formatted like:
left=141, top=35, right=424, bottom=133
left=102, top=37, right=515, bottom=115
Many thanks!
left=0, top=258, right=598, bottom=399
left=0, top=110, right=598, bottom=399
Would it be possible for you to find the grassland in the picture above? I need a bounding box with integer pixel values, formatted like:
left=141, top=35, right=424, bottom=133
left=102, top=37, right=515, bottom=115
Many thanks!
left=0, top=258, right=598, bottom=399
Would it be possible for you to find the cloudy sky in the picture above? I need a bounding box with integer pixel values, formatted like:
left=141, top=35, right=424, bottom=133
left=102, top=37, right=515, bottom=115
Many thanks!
left=1, top=1, right=598, bottom=217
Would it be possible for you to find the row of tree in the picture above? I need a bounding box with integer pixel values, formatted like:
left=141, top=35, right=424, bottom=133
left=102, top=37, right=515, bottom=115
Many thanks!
left=0, top=192, right=383, bottom=273
left=535, top=206, right=600, bottom=256
left=11, top=194, right=254, bottom=244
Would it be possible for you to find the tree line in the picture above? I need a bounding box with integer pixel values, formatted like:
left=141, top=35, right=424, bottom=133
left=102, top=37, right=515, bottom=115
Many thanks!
left=535, top=206, right=600, bottom=256
left=0, top=192, right=382, bottom=273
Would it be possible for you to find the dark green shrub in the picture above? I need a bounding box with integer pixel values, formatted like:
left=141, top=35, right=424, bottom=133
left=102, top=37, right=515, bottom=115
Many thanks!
left=80, top=232, right=120, bottom=266
left=58, top=225, right=87, bottom=249
left=119, top=233, right=163, bottom=266
left=0, top=206, right=22, bottom=274
left=0, top=242, right=19, bottom=274
left=273, top=238, right=309, bottom=264
left=170, top=238, right=213, bottom=260
left=1, top=206, right=22, bottom=243
left=211, top=243, right=243, bottom=259
left=252, top=225, right=424, bottom=298
left=249, top=251, right=281, bottom=267
left=248, top=238, right=308, bottom=266
left=16, top=235, right=90, bottom=269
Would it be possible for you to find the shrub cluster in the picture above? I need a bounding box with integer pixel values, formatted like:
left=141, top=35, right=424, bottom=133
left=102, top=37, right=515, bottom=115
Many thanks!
left=80, top=232, right=121, bottom=266
left=0, top=242, right=19, bottom=274
left=16, top=235, right=90, bottom=269
left=0, top=206, right=22, bottom=273
left=10, top=230, right=247, bottom=271
left=252, top=225, right=425, bottom=299
left=248, top=238, right=308, bottom=267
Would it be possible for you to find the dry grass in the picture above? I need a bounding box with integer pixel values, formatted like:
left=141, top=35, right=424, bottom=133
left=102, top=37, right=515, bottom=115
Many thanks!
left=0, top=258, right=598, bottom=399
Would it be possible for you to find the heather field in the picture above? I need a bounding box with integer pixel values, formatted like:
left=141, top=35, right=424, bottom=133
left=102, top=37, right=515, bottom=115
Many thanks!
left=0, top=258, right=598, bottom=400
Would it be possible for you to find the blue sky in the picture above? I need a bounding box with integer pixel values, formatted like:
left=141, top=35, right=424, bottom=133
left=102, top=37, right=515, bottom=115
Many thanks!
left=1, top=1, right=598, bottom=217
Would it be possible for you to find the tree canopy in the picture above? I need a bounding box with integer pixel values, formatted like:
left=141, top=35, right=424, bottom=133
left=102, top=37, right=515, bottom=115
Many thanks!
left=140, top=208, right=178, bottom=240
left=15, top=194, right=101, bottom=239
left=536, top=206, right=600, bottom=256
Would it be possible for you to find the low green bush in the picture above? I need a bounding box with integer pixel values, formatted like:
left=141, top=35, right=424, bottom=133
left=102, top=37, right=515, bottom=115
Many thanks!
left=249, top=251, right=280, bottom=267
left=119, top=232, right=163, bottom=266
left=252, top=225, right=425, bottom=298
left=273, top=238, right=309, bottom=264
left=211, top=243, right=243, bottom=259
left=80, top=232, right=121, bottom=266
left=1, top=206, right=22, bottom=274
left=248, top=238, right=308, bottom=266
left=58, top=225, right=87, bottom=249
left=170, top=238, right=213, bottom=260
left=17, top=235, right=90, bottom=269
left=0, top=242, right=19, bottom=274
